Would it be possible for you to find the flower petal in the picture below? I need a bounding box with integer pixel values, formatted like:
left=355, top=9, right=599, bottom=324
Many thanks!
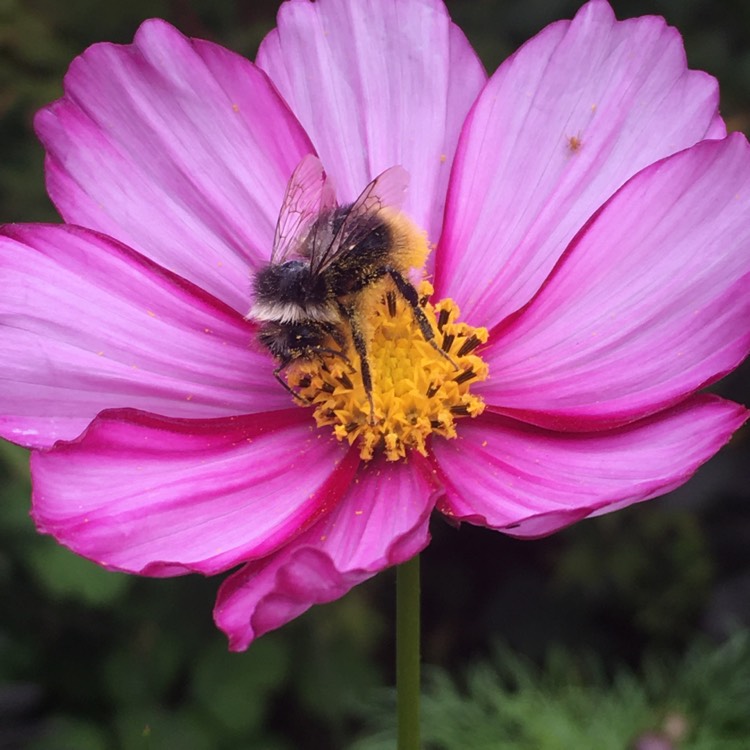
left=35, top=19, right=314, bottom=312
left=257, top=0, right=486, bottom=246
left=31, top=409, right=359, bottom=576
left=480, top=134, right=750, bottom=430
left=430, top=395, right=747, bottom=539
left=0, top=224, right=291, bottom=448
left=214, top=454, right=436, bottom=650
left=435, top=0, right=724, bottom=327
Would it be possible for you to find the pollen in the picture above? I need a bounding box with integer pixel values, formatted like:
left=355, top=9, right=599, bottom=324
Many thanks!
left=286, top=280, right=488, bottom=461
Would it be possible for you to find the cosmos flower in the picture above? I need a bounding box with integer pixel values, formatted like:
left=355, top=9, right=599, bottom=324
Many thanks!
left=1, top=0, right=749, bottom=651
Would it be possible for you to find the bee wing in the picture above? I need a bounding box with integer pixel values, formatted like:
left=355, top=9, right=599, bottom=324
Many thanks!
left=310, top=165, right=409, bottom=275
left=271, top=154, right=337, bottom=264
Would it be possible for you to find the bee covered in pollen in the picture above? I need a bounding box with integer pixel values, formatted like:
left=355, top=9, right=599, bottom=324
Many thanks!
left=248, top=155, right=454, bottom=421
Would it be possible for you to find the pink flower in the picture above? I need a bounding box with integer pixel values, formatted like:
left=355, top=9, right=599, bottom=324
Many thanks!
left=2, top=0, right=748, bottom=651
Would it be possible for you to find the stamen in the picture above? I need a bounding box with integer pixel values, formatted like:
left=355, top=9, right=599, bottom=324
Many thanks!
left=337, top=372, right=354, bottom=390
left=453, top=368, right=476, bottom=385
left=386, top=291, right=397, bottom=317
left=457, top=334, right=481, bottom=357
left=286, top=280, right=489, bottom=462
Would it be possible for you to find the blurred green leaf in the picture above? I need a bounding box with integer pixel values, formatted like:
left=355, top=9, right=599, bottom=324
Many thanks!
left=27, top=716, right=110, bottom=750
left=0, top=478, right=33, bottom=534
left=103, top=624, right=183, bottom=707
left=554, top=510, right=713, bottom=641
left=353, top=632, right=750, bottom=750
left=0, top=440, right=31, bottom=480
left=26, top=540, right=130, bottom=605
left=116, top=708, right=213, bottom=750
left=191, top=635, right=289, bottom=734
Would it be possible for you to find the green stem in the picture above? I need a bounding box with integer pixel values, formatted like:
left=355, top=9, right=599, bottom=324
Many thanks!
left=397, top=553, right=421, bottom=750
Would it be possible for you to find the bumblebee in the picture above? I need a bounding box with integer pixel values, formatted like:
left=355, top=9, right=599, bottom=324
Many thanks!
left=249, top=155, right=451, bottom=418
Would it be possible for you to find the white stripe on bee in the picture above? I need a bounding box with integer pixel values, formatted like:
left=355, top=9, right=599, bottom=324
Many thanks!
left=247, top=300, right=340, bottom=324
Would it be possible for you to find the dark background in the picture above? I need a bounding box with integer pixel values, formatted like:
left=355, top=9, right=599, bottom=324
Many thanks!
left=1, top=1, right=748, bottom=748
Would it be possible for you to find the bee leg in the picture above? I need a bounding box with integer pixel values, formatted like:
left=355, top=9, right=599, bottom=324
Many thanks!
left=273, top=361, right=310, bottom=404
left=327, top=325, right=356, bottom=374
left=314, top=323, right=352, bottom=368
left=311, top=325, right=355, bottom=375
left=385, top=267, right=459, bottom=370
left=313, top=347, right=353, bottom=369
left=338, top=302, right=376, bottom=425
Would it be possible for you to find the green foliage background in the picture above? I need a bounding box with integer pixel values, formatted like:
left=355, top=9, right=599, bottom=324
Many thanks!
left=1, top=1, right=749, bottom=748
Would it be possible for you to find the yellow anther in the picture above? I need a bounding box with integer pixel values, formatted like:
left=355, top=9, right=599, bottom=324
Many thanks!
left=287, top=280, right=488, bottom=461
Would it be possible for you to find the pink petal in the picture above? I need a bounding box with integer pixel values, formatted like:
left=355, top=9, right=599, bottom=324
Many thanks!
left=480, top=134, right=750, bottom=430
left=435, top=0, right=724, bottom=328
left=430, top=395, right=747, bottom=539
left=214, top=454, right=436, bottom=651
left=35, top=19, right=314, bottom=313
left=0, top=224, right=292, bottom=449
left=31, top=409, right=359, bottom=576
left=257, top=0, right=486, bottom=247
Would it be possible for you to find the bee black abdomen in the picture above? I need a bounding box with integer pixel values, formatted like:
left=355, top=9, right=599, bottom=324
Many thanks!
left=258, top=320, right=330, bottom=360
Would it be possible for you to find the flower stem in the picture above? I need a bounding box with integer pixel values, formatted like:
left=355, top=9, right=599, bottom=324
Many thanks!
left=397, top=553, right=421, bottom=749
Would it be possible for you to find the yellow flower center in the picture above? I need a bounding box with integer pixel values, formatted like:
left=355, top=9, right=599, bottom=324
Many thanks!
left=286, top=279, right=489, bottom=462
